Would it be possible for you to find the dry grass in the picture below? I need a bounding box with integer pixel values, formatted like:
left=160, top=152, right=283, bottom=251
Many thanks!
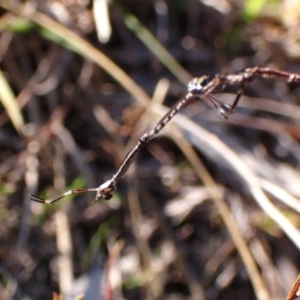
left=1, top=1, right=300, bottom=299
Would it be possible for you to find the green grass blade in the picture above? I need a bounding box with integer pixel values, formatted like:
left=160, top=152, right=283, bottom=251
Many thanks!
left=116, top=4, right=192, bottom=84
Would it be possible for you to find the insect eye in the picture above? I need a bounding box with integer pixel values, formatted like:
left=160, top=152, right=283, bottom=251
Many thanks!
left=187, top=76, right=209, bottom=94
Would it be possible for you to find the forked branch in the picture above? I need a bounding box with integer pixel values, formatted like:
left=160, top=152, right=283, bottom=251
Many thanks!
left=30, top=67, right=300, bottom=204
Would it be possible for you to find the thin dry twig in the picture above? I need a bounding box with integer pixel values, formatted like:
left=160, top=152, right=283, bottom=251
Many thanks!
left=285, top=274, right=300, bottom=300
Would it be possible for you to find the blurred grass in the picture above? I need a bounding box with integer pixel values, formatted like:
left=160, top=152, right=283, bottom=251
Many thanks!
left=3, top=17, right=33, bottom=32
left=0, top=68, right=24, bottom=133
left=2, top=1, right=191, bottom=101
left=115, top=3, right=192, bottom=84
left=0, top=1, right=150, bottom=107
left=1, top=1, right=300, bottom=299
left=84, top=216, right=120, bottom=268
left=124, top=275, right=144, bottom=290
left=242, top=0, right=267, bottom=21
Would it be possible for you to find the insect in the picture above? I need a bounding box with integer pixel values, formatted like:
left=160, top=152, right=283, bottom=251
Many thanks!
left=30, top=67, right=300, bottom=204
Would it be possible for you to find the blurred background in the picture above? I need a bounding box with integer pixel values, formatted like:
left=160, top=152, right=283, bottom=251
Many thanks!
left=1, top=0, right=300, bottom=299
